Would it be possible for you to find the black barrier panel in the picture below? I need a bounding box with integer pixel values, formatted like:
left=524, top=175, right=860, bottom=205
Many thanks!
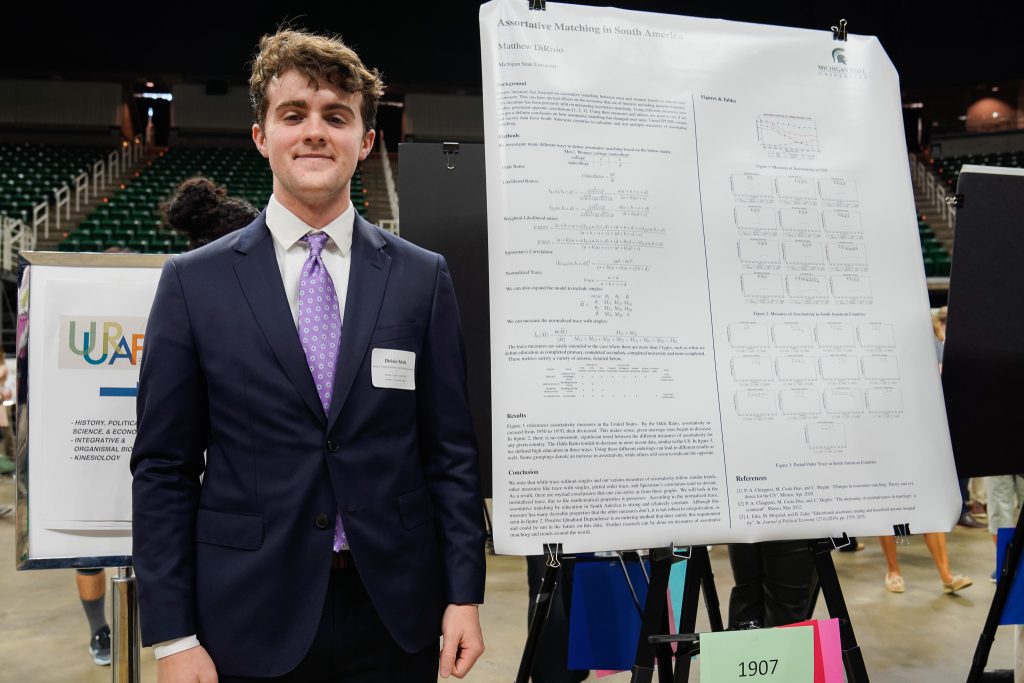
left=397, top=143, right=492, bottom=496
left=943, top=168, right=1024, bottom=478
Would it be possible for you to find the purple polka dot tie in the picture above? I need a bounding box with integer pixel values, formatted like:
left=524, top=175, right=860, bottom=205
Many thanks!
left=298, top=232, right=347, bottom=551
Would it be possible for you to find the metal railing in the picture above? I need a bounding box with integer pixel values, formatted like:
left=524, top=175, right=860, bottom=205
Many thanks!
left=74, top=172, right=88, bottom=212
left=53, top=184, right=69, bottom=233
left=378, top=130, right=400, bottom=230
left=108, top=150, right=120, bottom=183
left=93, top=159, right=105, bottom=198
left=33, top=200, right=49, bottom=238
left=0, top=138, right=147, bottom=273
left=909, top=153, right=955, bottom=233
left=1, top=215, right=35, bottom=272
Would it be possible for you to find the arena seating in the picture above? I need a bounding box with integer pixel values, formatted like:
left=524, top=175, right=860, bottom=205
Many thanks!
left=919, top=217, right=951, bottom=276
left=61, top=147, right=370, bottom=253
left=0, top=143, right=112, bottom=223
left=928, top=150, right=1024, bottom=191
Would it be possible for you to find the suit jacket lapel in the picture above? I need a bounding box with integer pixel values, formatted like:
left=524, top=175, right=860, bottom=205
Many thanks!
left=232, top=215, right=327, bottom=425
left=328, top=214, right=391, bottom=430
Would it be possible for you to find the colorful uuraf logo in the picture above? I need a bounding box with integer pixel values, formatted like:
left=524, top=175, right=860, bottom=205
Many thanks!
left=60, top=317, right=147, bottom=369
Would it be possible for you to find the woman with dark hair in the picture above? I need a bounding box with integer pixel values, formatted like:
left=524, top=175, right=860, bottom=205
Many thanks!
left=162, top=176, right=260, bottom=251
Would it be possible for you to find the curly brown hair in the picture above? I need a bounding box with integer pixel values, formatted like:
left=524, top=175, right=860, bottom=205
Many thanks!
left=162, top=176, right=259, bottom=251
left=249, top=28, right=385, bottom=134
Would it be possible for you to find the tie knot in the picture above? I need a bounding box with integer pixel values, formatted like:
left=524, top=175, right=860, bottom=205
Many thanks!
left=303, top=232, right=329, bottom=258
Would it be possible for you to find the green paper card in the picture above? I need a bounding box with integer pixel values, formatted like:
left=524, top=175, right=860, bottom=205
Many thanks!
left=700, top=626, right=815, bottom=683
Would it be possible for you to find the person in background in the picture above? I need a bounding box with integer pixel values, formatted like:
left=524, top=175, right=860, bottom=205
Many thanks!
left=76, top=569, right=110, bottom=665
left=727, top=541, right=817, bottom=628
left=0, top=347, right=13, bottom=519
left=985, top=474, right=1024, bottom=581
left=161, top=175, right=259, bottom=250
left=0, top=347, right=14, bottom=477
left=879, top=532, right=972, bottom=595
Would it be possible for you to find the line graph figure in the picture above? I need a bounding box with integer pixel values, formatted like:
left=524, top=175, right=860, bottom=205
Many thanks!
left=756, top=114, right=820, bottom=157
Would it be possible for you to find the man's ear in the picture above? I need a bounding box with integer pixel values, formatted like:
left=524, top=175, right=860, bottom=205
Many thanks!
left=253, top=124, right=269, bottom=159
left=359, top=129, right=376, bottom=161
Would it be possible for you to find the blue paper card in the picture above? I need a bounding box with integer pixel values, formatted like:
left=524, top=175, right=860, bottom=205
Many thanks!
left=568, top=558, right=687, bottom=671
left=996, top=527, right=1024, bottom=625
left=568, top=559, right=650, bottom=671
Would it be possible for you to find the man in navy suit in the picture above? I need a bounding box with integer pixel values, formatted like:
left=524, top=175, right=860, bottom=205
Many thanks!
left=131, top=28, right=486, bottom=682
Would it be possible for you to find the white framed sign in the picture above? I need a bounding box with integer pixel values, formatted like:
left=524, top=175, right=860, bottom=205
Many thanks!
left=16, top=252, right=167, bottom=569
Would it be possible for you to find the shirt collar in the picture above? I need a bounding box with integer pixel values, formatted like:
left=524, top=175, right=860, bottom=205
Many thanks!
left=265, top=195, right=354, bottom=256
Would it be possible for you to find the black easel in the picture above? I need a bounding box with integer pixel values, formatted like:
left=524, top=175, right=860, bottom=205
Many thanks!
left=629, top=546, right=724, bottom=683
left=515, top=545, right=562, bottom=683
left=967, top=506, right=1024, bottom=682
left=637, top=539, right=869, bottom=682
left=515, top=546, right=656, bottom=683
left=807, top=538, right=870, bottom=683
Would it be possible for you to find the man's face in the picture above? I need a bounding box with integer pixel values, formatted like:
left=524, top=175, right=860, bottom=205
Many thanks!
left=252, top=69, right=375, bottom=217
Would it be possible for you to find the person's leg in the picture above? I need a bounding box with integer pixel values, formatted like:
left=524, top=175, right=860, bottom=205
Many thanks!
left=219, top=571, right=333, bottom=683
left=333, top=565, right=438, bottom=683
left=727, top=543, right=766, bottom=628
left=923, top=532, right=972, bottom=592
left=76, top=568, right=110, bottom=666
left=222, top=565, right=438, bottom=683
left=958, top=477, right=986, bottom=528
left=758, top=540, right=817, bottom=627
left=1013, top=474, right=1024, bottom=517
left=986, top=475, right=1015, bottom=580
left=879, top=536, right=900, bottom=575
left=922, top=532, right=953, bottom=584
left=879, top=536, right=904, bottom=592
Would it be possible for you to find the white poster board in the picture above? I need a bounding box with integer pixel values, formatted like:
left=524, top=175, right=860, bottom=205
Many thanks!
left=480, top=0, right=959, bottom=554
left=17, top=253, right=166, bottom=567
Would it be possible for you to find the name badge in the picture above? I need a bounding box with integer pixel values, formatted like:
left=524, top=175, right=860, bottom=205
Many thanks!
left=371, top=348, right=416, bottom=390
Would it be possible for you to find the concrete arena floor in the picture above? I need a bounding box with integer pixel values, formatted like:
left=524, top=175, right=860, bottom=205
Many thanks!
left=0, top=475, right=1013, bottom=682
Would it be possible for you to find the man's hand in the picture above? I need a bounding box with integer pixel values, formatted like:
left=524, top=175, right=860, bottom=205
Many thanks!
left=157, top=645, right=218, bottom=683
left=439, top=604, right=484, bottom=679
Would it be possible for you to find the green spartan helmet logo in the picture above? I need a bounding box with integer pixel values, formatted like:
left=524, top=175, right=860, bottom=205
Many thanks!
left=832, top=48, right=847, bottom=65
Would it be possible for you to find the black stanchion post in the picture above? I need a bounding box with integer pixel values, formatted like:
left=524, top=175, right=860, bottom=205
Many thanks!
left=111, top=566, right=140, bottom=683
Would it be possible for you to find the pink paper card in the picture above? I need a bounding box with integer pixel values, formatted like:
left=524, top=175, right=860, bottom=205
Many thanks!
left=779, top=618, right=843, bottom=683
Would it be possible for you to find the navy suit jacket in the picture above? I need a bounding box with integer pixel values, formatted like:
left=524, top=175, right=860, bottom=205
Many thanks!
left=130, top=212, right=485, bottom=677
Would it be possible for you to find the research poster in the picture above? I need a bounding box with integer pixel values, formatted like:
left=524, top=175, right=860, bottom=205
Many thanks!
left=23, top=259, right=162, bottom=562
left=481, top=0, right=959, bottom=554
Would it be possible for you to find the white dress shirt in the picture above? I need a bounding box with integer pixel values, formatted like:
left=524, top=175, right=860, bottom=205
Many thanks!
left=265, top=194, right=354, bottom=327
left=153, top=195, right=355, bottom=660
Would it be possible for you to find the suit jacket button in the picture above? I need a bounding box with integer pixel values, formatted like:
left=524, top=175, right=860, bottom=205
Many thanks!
left=314, top=514, right=331, bottom=530
left=326, top=439, right=340, bottom=452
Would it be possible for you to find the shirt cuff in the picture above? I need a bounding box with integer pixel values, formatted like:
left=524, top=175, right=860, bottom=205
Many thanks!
left=153, top=635, right=201, bottom=659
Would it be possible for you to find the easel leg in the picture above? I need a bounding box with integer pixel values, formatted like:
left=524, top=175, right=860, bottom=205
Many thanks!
left=700, top=548, right=724, bottom=632
left=630, top=548, right=675, bottom=683
left=672, top=547, right=710, bottom=683
left=967, top=506, right=1024, bottom=683
left=515, top=558, right=561, bottom=683
left=810, top=540, right=870, bottom=683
